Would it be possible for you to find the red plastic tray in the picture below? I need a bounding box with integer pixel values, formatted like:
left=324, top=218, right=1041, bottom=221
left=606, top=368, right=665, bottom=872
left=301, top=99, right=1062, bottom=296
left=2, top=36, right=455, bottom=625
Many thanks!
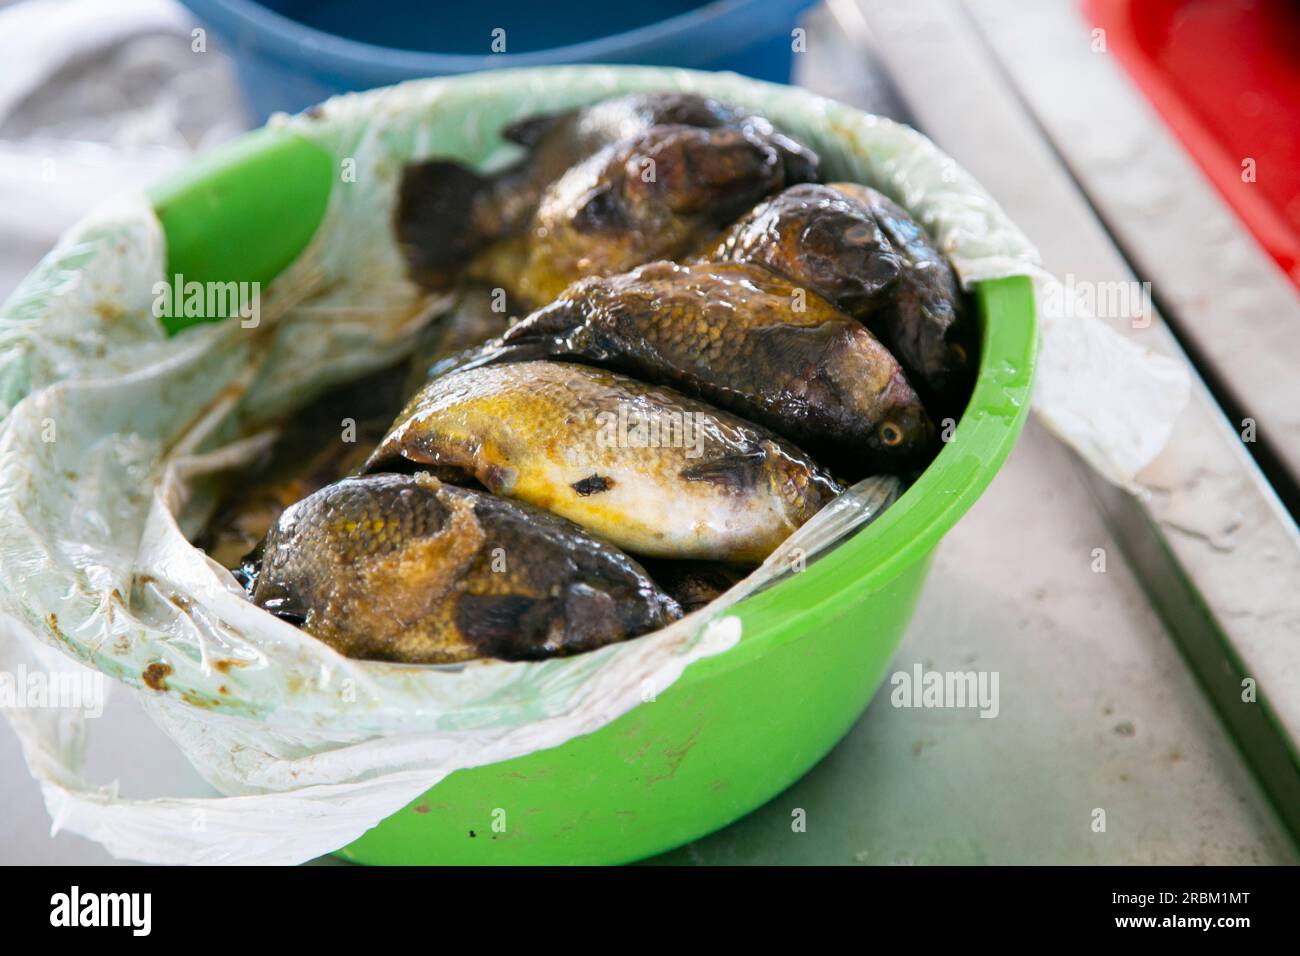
left=1085, top=0, right=1300, bottom=289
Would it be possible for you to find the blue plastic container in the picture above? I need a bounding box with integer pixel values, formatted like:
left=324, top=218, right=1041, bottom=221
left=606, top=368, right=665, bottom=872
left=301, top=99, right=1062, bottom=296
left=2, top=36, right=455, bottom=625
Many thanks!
left=181, top=0, right=819, bottom=120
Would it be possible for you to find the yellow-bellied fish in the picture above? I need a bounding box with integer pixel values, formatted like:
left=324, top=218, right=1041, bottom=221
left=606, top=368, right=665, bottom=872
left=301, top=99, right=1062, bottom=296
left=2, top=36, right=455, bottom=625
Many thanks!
left=364, top=361, right=841, bottom=562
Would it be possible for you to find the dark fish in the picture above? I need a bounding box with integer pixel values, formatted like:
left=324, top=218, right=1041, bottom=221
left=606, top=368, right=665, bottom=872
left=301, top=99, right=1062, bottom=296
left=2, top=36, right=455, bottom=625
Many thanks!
left=643, top=560, right=747, bottom=614
left=479, top=260, right=933, bottom=474
left=698, top=182, right=902, bottom=313
left=704, top=182, right=973, bottom=397
left=395, top=92, right=819, bottom=289
left=495, top=124, right=808, bottom=306
left=244, top=473, right=681, bottom=664
left=365, top=360, right=841, bottom=562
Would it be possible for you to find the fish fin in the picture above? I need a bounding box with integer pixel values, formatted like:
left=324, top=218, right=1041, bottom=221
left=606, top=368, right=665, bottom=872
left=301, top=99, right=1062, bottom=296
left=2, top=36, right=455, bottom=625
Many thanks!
left=501, top=298, right=588, bottom=343
left=501, top=110, right=569, bottom=147
left=422, top=335, right=561, bottom=381
left=486, top=301, right=606, bottom=368
left=396, top=159, right=496, bottom=286
left=679, top=447, right=768, bottom=490
left=361, top=438, right=467, bottom=481
left=750, top=321, right=845, bottom=386
left=418, top=339, right=513, bottom=382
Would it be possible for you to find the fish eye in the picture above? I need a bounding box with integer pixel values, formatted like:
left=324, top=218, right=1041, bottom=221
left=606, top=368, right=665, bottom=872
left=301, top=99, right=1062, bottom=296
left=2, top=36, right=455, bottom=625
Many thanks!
left=573, top=186, right=622, bottom=231
left=843, top=224, right=874, bottom=245
left=879, top=422, right=904, bottom=447
left=949, top=342, right=968, bottom=365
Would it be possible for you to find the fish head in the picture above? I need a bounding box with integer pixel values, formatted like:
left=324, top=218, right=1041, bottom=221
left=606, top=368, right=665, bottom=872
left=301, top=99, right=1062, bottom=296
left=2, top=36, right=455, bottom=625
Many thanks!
left=708, top=184, right=902, bottom=313
left=814, top=328, right=935, bottom=469
left=625, top=125, right=785, bottom=221
left=867, top=366, right=936, bottom=468
left=886, top=268, right=976, bottom=398
left=549, top=579, right=681, bottom=653
left=598, top=92, right=820, bottom=184
left=790, top=186, right=903, bottom=309
left=522, top=125, right=789, bottom=302
left=753, top=439, right=843, bottom=527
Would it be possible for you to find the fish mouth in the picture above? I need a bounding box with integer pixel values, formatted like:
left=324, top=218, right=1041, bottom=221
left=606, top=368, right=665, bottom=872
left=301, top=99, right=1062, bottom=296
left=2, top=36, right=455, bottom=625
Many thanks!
left=871, top=371, right=936, bottom=464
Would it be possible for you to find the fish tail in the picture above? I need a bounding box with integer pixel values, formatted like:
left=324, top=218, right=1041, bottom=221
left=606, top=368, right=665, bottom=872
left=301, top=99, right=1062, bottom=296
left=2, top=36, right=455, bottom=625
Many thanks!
left=396, top=159, right=499, bottom=289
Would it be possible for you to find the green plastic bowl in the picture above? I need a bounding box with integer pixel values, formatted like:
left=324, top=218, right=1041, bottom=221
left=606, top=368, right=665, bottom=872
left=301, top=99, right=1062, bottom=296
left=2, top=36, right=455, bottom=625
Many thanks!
left=148, top=72, right=1037, bottom=865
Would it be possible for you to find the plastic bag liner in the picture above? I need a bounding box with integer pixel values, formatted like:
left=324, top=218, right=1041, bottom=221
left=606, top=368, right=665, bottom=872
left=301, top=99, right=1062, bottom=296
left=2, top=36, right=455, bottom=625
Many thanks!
left=0, top=67, right=1189, bottom=864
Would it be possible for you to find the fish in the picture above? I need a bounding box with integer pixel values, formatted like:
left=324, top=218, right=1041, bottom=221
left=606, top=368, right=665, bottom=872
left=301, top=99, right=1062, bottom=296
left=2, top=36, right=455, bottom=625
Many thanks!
left=643, top=560, right=747, bottom=614
left=395, top=92, right=819, bottom=289
left=697, top=182, right=902, bottom=313
left=494, top=124, right=810, bottom=307
left=703, top=182, right=973, bottom=398
left=243, top=472, right=681, bottom=664
left=474, top=260, right=933, bottom=474
left=364, top=360, right=842, bottom=562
